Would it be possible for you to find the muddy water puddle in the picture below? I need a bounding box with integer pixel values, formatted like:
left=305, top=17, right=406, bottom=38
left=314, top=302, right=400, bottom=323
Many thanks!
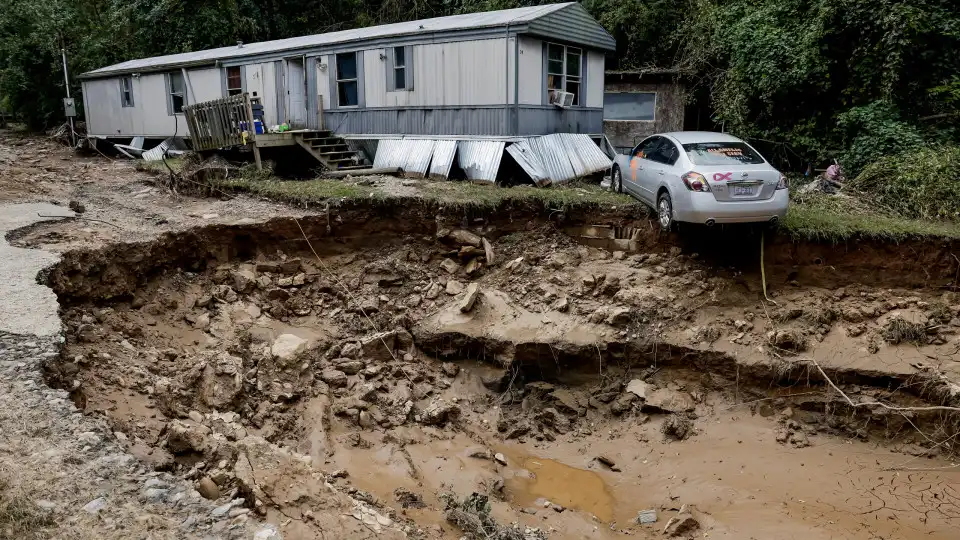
left=499, top=449, right=614, bottom=522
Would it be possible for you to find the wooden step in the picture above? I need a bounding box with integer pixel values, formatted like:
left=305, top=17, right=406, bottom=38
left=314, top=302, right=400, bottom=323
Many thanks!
left=336, top=164, right=373, bottom=171
left=319, top=150, right=356, bottom=157
left=303, top=136, right=339, bottom=143
left=299, top=130, right=332, bottom=139
left=311, top=143, right=349, bottom=151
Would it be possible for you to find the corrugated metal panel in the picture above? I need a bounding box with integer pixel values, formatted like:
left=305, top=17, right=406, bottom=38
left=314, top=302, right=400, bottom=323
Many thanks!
left=561, top=133, right=612, bottom=179
left=528, top=134, right=575, bottom=184
left=505, top=139, right=550, bottom=186
left=527, top=4, right=616, bottom=52
left=143, top=137, right=188, bottom=161
left=457, top=141, right=504, bottom=182
left=84, top=4, right=575, bottom=77
left=404, top=139, right=436, bottom=178
left=372, top=138, right=437, bottom=176
left=372, top=139, right=405, bottom=168
left=429, top=140, right=458, bottom=179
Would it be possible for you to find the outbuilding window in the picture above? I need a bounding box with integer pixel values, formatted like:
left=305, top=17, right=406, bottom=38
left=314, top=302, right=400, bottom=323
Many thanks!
left=167, top=72, right=186, bottom=114
left=603, top=92, right=656, bottom=121
left=546, top=43, right=582, bottom=106
left=120, top=77, right=134, bottom=107
left=336, top=52, right=359, bottom=107
left=226, top=67, right=243, bottom=96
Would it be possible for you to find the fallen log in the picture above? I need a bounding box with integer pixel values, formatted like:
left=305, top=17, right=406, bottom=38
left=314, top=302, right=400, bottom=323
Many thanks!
left=324, top=167, right=401, bottom=178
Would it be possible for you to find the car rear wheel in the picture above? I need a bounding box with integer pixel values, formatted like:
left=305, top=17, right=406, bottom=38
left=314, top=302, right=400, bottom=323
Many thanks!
left=612, top=166, right=623, bottom=193
left=657, top=192, right=673, bottom=231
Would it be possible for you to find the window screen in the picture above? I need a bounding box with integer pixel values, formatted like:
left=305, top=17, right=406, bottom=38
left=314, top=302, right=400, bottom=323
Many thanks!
left=226, top=67, right=243, bottom=96
left=604, top=92, right=656, bottom=121
left=120, top=77, right=134, bottom=107
left=168, top=72, right=185, bottom=114
left=336, top=53, right=359, bottom=107
left=394, top=47, right=406, bottom=90
left=546, top=43, right=581, bottom=106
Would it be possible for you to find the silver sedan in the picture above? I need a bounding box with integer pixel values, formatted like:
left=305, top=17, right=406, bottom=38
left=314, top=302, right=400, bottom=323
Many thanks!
left=611, top=132, right=789, bottom=229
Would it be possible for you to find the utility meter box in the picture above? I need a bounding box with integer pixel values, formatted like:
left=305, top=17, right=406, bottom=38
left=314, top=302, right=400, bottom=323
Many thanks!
left=63, top=98, right=76, bottom=117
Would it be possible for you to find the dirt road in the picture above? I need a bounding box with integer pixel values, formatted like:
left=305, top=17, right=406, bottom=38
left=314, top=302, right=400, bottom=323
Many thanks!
left=3, top=130, right=960, bottom=540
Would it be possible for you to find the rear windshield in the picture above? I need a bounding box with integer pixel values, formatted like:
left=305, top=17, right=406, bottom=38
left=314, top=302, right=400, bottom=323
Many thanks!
left=683, top=142, right=765, bottom=166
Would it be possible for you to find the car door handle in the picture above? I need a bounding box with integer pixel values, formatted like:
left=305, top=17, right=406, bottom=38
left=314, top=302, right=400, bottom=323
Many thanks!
left=658, top=170, right=665, bottom=175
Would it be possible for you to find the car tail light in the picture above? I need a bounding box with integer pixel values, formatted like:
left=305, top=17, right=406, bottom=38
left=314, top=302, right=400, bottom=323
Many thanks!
left=681, top=172, right=711, bottom=192
left=777, top=173, right=788, bottom=190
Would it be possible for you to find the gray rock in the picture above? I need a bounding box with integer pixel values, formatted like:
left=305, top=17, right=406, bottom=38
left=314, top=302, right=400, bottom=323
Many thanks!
left=494, top=452, right=508, bottom=466
left=459, top=283, right=481, bottom=313
left=626, top=379, right=652, bottom=400
left=254, top=525, right=283, bottom=540
left=143, top=488, right=169, bottom=502
left=636, top=509, right=657, bottom=524
left=420, top=398, right=461, bottom=425
left=198, top=476, right=220, bottom=500
left=321, top=369, right=348, bottom=387
left=440, top=258, right=461, bottom=275
left=448, top=229, right=482, bottom=247
left=211, top=501, right=234, bottom=518
left=663, top=506, right=699, bottom=537
left=82, top=497, right=107, bottom=514
left=271, top=334, right=308, bottom=363
left=144, top=478, right=168, bottom=490
left=643, top=388, right=695, bottom=414
left=446, top=280, right=465, bottom=295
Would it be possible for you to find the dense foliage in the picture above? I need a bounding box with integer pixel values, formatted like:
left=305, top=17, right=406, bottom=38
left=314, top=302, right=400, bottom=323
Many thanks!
left=1, top=0, right=958, bottom=175
left=851, top=145, right=960, bottom=221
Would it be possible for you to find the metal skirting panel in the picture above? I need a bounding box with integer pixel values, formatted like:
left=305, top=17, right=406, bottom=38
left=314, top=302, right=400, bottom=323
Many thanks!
left=325, top=108, right=510, bottom=136
left=372, top=138, right=437, bottom=177
left=458, top=141, right=504, bottom=182
left=430, top=140, right=458, bottom=179
left=528, top=135, right=575, bottom=184
left=505, top=139, right=550, bottom=186
left=404, top=139, right=437, bottom=177
left=561, top=133, right=612, bottom=179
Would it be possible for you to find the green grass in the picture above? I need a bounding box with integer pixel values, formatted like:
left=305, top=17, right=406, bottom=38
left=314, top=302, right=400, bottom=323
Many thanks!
left=213, top=175, right=639, bottom=211
left=783, top=189, right=960, bottom=241
left=207, top=172, right=960, bottom=242
left=215, top=177, right=379, bottom=202
left=135, top=158, right=185, bottom=174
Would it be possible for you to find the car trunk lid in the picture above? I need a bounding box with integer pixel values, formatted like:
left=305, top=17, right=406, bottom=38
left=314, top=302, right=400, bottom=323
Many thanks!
left=701, top=165, right=779, bottom=201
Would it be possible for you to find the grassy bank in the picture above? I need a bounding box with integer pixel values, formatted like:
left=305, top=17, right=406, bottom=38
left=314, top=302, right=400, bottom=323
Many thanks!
left=213, top=176, right=636, bottom=211
left=206, top=174, right=960, bottom=242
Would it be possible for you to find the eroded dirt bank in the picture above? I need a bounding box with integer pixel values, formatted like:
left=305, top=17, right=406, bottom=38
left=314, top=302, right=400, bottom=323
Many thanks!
left=43, top=205, right=960, bottom=539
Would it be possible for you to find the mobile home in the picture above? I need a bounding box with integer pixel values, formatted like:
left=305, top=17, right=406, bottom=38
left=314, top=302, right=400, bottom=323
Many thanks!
left=80, top=3, right=616, bottom=182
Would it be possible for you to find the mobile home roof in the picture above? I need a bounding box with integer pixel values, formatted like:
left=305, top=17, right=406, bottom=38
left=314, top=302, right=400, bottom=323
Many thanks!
left=82, top=2, right=615, bottom=79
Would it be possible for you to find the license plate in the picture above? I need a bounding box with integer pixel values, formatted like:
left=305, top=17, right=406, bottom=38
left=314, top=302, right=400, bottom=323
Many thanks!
left=733, top=185, right=756, bottom=196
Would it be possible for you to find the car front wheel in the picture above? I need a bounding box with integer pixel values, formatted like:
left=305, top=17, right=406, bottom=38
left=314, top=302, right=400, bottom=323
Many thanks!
left=657, top=192, right=674, bottom=231
left=611, top=166, right=623, bottom=193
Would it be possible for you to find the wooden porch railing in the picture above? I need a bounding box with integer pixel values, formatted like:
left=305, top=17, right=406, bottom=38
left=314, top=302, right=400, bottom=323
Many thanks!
left=184, top=93, right=262, bottom=169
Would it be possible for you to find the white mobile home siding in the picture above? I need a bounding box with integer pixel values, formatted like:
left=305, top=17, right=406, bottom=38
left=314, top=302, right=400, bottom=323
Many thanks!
left=586, top=50, right=604, bottom=109
left=517, top=36, right=542, bottom=106
left=84, top=67, right=221, bottom=138
left=358, top=38, right=508, bottom=108
left=243, top=62, right=280, bottom=126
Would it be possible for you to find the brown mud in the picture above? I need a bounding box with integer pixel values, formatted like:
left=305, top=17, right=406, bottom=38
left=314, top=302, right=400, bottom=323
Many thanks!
left=41, top=202, right=960, bottom=539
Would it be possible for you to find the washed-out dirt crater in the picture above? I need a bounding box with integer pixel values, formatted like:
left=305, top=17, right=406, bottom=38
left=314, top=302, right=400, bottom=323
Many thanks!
left=40, top=208, right=960, bottom=539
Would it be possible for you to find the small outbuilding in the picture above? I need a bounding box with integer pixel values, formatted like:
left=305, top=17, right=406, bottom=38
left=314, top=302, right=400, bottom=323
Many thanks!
left=603, top=70, right=686, bottom=153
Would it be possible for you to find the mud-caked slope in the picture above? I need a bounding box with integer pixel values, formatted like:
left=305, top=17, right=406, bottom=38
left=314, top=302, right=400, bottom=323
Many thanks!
left=43, top=211, right=960, bottom=540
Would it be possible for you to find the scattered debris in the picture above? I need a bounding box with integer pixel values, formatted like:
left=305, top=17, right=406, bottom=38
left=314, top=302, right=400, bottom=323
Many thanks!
left=637, top=509, right=658, bottom=524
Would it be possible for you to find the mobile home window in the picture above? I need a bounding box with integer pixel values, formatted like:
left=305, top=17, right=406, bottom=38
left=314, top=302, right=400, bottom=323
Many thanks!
left=120, top=77, right=134, bottom=107
left=226, top=67, right=243, bottom=96
left=168, top=72, right=185, bottom=114
left=546, top=43, right=581, bottom=106
left=394, top=47, right=407, bottom=90
left=603, top=92, right=657, bottom=121
left=336, top=52, right=359, bottom=107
